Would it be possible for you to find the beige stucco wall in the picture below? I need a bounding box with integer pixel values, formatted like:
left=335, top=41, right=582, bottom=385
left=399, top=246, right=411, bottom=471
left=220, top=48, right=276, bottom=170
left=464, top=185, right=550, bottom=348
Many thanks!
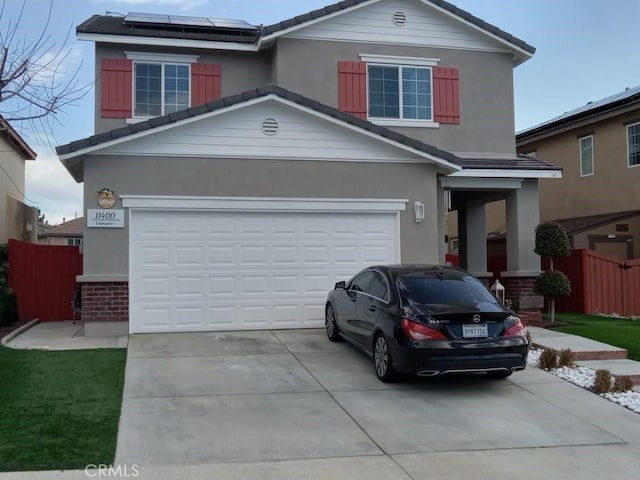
left=94, top=43, right=273, bottom=134
left=274, top=38, right=517, bottom=155
left=82, top=156, right=441, bottom=276
left=572, top=215, right=640, bottom=259
left=0, top=136, right=28, bottom=243
left=518, top=110, right=640, bottom=222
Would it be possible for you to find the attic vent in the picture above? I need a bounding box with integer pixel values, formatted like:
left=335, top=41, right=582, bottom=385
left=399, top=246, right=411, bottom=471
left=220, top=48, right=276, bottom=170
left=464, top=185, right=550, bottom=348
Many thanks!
left=392, top=11, right=407, bottom=26
left=261, top=118, right=279, bottom=135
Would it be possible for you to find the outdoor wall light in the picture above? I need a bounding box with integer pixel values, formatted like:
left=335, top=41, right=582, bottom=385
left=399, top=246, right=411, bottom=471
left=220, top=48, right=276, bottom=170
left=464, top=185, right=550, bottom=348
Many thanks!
left=414, top=201, right=425, bottom=223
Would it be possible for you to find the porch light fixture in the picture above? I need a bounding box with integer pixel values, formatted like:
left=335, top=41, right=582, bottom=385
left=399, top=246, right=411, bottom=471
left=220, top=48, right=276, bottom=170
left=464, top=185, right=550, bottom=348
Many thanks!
left=414, top=201, right=425, bottom=223
left=491, top=279, right=505, bottom=304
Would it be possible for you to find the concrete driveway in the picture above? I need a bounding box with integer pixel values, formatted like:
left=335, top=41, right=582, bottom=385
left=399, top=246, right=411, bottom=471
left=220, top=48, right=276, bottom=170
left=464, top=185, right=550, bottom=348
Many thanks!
left=116, top=329, right=640, bottom=479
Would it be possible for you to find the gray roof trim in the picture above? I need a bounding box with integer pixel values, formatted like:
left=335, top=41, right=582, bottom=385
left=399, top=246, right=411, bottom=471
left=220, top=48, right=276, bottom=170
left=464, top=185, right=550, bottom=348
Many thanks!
left=77, top=1, right=535, bottom=57
left=261, top=0, right=535, bottom=55
left=56, top=84, right=463, bottom=176
left=460, top=156, right=562, bottom=171
left=517, top=85, right=640, bottom=141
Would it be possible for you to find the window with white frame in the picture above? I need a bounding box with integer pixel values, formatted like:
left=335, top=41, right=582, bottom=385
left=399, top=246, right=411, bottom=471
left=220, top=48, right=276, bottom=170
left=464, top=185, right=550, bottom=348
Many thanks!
left=134, top=62, right=190, bottom=117
left=627, top=122, right=640, bottom=167
left=579, top=135, right=593, bottom=176
left=368, top=65, right=432, bottom=121
left=66, top=238, right=82, bottom=247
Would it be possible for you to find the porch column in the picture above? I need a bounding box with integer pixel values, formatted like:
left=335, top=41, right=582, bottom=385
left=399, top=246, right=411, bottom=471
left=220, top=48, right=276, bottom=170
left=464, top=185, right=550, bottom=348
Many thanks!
left=502, top=179, right=543, bottom=322
left=504, top=179, right=541, bottom=274
left=465, top=202, right=490, bottom=277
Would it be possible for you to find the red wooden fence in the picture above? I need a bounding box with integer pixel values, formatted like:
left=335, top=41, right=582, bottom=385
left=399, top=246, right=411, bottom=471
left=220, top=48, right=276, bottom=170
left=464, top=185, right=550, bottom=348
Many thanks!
left=446, top=249, right=640, bottom=315
left=8, top=239, right=83, bottom=321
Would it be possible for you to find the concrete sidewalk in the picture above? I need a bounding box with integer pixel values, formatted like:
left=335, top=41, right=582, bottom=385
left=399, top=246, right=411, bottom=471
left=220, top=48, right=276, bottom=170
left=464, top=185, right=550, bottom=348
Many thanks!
left=529, top=326, right=640, bottom=385
left=2, top=321, right=128, bottom=350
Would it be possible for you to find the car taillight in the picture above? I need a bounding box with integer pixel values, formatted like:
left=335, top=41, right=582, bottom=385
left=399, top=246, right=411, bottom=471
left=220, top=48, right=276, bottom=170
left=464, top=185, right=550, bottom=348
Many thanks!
left=504, top=317, right=527, bottom=338
left=401, top=318, right=447, bottom=341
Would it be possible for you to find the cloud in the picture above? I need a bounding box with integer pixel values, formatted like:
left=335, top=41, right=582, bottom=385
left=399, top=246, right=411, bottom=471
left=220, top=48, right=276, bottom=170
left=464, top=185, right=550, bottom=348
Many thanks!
left=25, top=150, right=83, bottom=225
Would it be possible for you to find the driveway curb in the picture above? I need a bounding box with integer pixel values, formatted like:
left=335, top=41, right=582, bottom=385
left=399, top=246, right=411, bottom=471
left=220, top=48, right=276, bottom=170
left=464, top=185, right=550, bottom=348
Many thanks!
left=1, top=319, right=40, bottom=346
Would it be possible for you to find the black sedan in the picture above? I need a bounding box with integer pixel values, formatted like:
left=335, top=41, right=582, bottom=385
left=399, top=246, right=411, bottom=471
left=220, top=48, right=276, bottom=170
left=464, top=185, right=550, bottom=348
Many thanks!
left=325, top=265, right=529, bottom=382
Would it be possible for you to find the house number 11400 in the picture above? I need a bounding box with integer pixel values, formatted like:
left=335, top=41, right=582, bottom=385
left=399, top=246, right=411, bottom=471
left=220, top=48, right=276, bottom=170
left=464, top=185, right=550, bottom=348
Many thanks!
left=87, top=209, right=125, bottom=228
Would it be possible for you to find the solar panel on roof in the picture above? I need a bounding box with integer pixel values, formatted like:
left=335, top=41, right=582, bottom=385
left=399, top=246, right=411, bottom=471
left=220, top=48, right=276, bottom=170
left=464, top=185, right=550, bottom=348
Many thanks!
left=168, top=15, right=214, bottom=27
left=209, top=18, right=257, bottom=30
left=124, top=12, right=170, bottom=24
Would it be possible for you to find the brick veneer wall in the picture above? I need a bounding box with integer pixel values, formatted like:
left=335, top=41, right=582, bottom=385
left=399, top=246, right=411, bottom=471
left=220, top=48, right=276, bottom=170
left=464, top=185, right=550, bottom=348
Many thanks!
left=501, top=276, right=542, bottom=323
left=81, top=282, right=129, bottom=322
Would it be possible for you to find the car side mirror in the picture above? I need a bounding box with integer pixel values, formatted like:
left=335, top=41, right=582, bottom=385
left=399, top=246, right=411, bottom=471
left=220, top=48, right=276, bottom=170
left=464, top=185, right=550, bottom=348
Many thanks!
left=335, top=281, right=346, bottom=290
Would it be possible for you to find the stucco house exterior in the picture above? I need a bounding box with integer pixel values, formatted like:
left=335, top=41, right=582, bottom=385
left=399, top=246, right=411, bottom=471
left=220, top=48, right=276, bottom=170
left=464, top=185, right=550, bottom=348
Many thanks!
left=0, top=116, right=37, bottom=244
left=38, top=217, right=84, bottom=247
left=57, top=0, right=560, bottom=336
left=516, top=86, right=640, bottom=260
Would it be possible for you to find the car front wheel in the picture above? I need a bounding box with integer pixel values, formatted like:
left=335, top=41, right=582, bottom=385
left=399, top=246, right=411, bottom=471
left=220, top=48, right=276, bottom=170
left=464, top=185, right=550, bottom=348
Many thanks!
left=373, top=334, right=397, bottom=382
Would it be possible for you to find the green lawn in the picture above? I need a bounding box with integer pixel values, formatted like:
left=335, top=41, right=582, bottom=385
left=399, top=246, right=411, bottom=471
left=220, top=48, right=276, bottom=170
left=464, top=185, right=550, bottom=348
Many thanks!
left=551, top=313, right=640, bottom=361
left=0, top=347, right=126, bottom=472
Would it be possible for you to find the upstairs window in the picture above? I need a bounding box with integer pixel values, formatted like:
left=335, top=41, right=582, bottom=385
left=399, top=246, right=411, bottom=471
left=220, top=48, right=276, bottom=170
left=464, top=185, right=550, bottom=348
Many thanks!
left=579, top=135, right=594, bottom=176
left=134, top=62, right=190, bottom=117
left=368, top=65, right=432, bottom=121
left=627, top=122, right=640, bottom=167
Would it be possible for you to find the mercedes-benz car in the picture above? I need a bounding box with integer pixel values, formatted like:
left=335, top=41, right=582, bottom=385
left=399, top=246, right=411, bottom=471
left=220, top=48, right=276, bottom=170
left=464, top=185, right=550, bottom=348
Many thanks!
left=325, top=265, right=529, bottom=382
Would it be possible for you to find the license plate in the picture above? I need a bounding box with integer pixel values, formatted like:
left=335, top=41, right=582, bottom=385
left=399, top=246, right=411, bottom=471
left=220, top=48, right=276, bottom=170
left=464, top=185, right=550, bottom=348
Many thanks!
left=462, top=324, right=488, bottom=338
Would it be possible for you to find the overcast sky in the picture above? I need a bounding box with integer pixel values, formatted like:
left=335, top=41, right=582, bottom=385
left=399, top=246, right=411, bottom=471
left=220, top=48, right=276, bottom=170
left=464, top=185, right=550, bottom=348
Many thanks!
left=2, top=0, right=639, bottom=224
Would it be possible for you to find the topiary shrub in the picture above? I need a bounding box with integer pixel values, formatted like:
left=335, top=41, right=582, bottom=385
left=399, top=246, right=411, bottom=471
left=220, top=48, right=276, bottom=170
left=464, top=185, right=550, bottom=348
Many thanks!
left=535, top=271, right=571, bottom=323
left=558, top=348, right=574, bottom=367
left=613, top=375, right=634, bottom=393
left=539, top=348, right=558, bottom=370
left=535, top=222, right=570, bottom=264
left=592, top=369, right=613, bottom=394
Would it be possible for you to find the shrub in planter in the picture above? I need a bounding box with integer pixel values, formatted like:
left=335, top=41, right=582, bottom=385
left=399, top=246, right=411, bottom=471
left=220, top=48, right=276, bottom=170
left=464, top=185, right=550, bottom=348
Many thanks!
left=539, top=348, right=558, bottom=370
left=613, top=375, right=634, bottom=393
left=558, top=348, right=574, bottom=367
left=592, top=369, right=613, bottom=394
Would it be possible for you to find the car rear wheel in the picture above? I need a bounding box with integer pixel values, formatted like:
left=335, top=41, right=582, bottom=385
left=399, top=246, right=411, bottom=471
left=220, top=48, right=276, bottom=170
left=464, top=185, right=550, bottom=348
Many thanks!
left=487, top=370, right=512, bottom=379
left=325, top=304, right=340, bottom=342
left=374, top=334, right=397, bottom=382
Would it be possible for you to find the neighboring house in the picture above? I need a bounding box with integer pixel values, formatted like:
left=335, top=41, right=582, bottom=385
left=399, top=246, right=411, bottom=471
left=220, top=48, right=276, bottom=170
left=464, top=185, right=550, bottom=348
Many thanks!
left=38, top=217, right=84, bottom=247
left=0, top=116, right=37, bottom=244
left=517, top=86, right=640, bottom=259
left=57, top=0, right=560, bottom=336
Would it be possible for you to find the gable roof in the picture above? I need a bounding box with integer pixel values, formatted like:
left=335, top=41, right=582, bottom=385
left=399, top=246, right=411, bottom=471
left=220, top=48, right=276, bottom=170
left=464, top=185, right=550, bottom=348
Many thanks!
left=554, top=210, right=640, bottom=236
left=517, top=85, right=640, bottom=142
left=38, top=217, right=84, bottom=238
left=0, top=116, right=37, bottom=160
left=262, top=0, right=535, bottom=56
left=77, top=0, right=534, bottom=62
left=56, top=84, right=464, bottom=181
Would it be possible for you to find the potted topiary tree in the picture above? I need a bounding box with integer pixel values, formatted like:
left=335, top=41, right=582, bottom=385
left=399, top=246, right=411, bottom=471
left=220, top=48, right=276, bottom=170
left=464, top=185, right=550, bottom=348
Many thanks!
left=534, top=222, right=571, bottom=323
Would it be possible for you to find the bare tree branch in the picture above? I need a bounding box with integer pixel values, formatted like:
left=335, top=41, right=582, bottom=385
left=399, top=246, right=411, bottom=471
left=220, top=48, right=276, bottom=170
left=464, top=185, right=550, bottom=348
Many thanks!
left=0, top=0, right=92, bottom=143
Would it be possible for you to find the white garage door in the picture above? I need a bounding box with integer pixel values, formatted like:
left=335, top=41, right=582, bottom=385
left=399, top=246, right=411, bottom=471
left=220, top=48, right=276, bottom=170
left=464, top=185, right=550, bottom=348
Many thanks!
left=129, top=209, right=400, bottom=333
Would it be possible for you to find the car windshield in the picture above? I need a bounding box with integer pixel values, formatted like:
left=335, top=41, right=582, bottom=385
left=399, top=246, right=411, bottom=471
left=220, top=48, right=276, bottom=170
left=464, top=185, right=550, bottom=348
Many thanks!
left=396, top=274, right=499, bottom=307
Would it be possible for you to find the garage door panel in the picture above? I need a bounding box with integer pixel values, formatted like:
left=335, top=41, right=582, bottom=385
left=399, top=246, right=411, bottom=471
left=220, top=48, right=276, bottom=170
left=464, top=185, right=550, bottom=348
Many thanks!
left=130, top=209, right=399, bottom=333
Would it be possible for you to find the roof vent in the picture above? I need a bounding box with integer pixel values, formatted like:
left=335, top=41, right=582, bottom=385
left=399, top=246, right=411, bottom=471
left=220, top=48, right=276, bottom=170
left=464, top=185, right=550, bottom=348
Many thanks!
left=261, top=118, right=279, bottom=135
left=392, top=11, right=407, bottom=26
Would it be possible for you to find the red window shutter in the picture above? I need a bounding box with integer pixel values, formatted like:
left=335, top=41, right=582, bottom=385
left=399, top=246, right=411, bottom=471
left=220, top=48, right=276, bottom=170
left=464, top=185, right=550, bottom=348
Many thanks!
left=191, top=63, right=221, bottom=106
left=338, top=61, right=367, bottom=120
left=433, top=67, right=460, bottom=124
left=100, top=59, right=132, bottom=118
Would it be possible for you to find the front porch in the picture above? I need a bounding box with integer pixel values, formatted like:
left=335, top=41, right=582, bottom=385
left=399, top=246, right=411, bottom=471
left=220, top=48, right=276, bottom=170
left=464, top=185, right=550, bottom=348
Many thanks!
left=440, top=156, right=562, bottom=319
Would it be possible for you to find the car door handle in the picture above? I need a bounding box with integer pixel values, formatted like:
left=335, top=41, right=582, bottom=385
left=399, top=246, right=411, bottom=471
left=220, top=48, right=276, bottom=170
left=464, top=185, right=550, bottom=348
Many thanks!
left=369, top=305, right=377, bottom=312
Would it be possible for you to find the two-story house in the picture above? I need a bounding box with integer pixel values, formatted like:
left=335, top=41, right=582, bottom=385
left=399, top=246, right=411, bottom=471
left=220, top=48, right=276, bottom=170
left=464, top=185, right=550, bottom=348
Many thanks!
left=0, top=116, right=37, bottom=244
left=517, top=86, right=640, bottom=260
left=57, top=0, right=560, bottom=336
